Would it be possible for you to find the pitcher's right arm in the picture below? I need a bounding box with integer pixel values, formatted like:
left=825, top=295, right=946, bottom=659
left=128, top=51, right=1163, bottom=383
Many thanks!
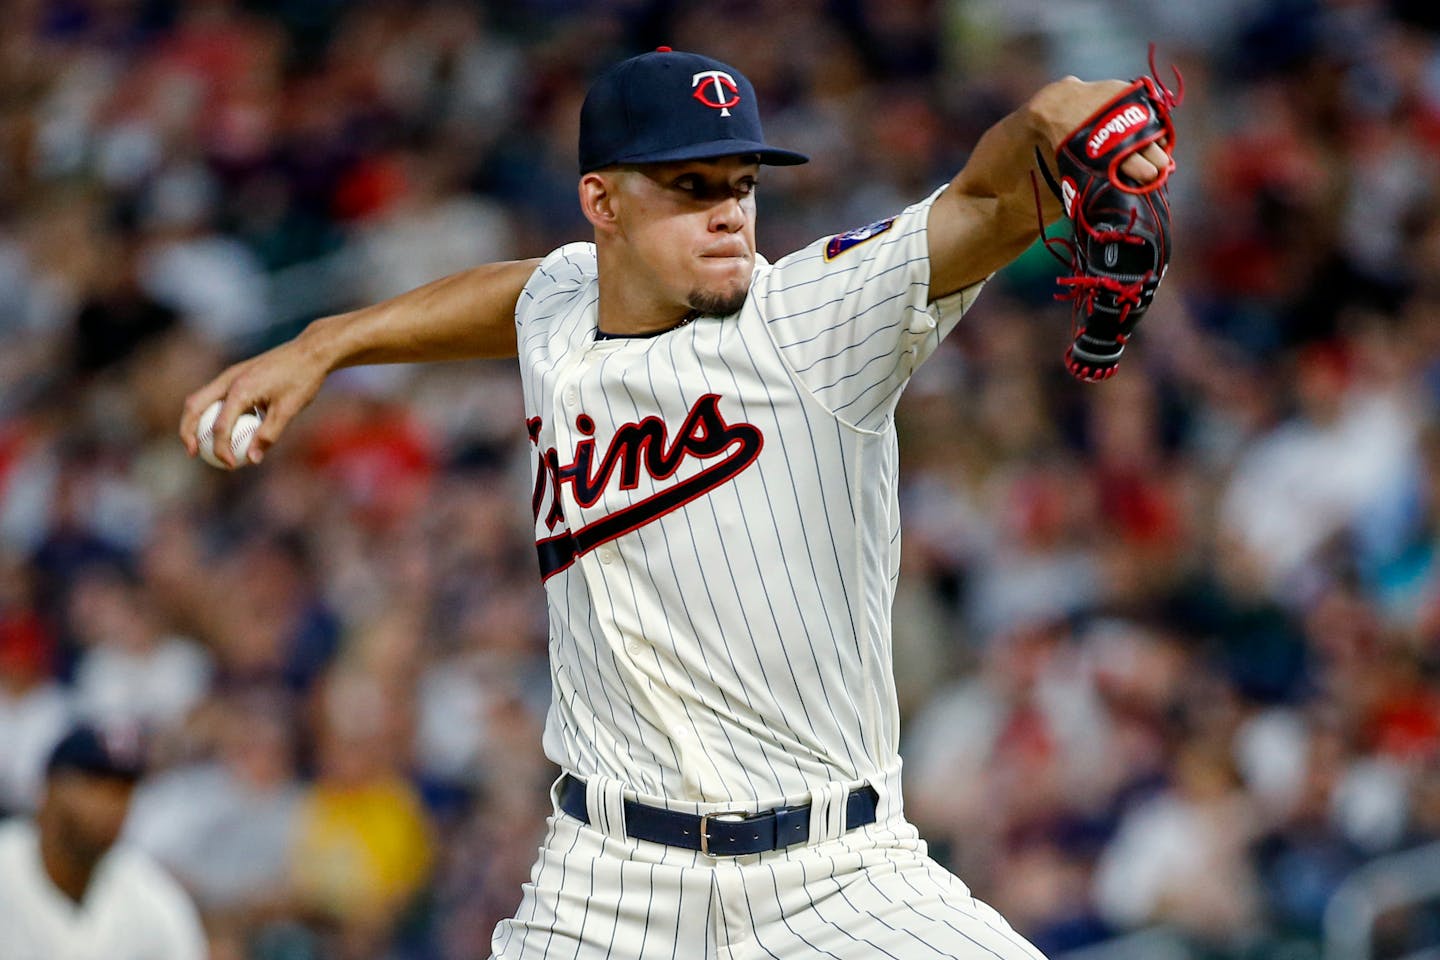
left=180, top=258, right=541, bottom=467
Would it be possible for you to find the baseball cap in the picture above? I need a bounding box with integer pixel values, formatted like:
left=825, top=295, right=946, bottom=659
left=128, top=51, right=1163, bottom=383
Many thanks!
left=579, top=47, right=809, bottom=174
left=46, top=724, right=146, bottom=782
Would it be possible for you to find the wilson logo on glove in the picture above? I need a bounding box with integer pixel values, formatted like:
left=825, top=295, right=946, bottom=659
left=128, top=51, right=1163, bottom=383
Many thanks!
left=1086, top=104, right=1152, bottom=158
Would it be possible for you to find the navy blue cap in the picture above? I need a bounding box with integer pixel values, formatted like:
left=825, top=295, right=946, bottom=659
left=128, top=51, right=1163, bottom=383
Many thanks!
left=579, top=48, right=808, bottom=174
left=46, top=724, right=146, bottom=782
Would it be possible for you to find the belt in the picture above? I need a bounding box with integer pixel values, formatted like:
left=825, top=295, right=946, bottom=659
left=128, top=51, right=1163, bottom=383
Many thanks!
left=558, top=774, right=879, bottom=857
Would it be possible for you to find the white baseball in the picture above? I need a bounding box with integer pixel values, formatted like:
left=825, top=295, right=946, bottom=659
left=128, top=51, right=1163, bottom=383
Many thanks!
left=196, top=400, right=264, bottom=469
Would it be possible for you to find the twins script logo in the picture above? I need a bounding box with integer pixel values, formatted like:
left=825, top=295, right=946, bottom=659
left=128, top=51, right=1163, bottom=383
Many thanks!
left=528, top=394, right=763, bottom=580
left=692, top=70, right=740, bottom=117
left=1085, top=103, right=1152, bottom=159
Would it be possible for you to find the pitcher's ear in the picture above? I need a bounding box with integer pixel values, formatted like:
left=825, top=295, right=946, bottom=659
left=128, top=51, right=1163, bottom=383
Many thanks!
left=579, top=172, right=621, bottom=234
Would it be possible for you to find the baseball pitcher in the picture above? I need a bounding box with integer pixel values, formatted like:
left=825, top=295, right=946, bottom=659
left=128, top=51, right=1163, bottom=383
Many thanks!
left=182, top=47, right=1178, bottom=959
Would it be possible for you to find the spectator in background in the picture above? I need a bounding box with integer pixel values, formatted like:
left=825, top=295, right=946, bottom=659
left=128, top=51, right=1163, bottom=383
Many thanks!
left=352, top=147, right=517, bottom=305
left=1092, top=739, right=1264, bottom=948
left=0, top=724, right=207, bottom=959
left=126, top=691, right=302, bottom=923
left=1220, top=341, right=1424, bottom=595
left=288, top=668, right=433, bottom=960
left=0, top=579, right=72, bottom=815
left=68, top=562, right=212, bottom=732
left=136, top=161, right=272, bottom=351
left=198, top=532, right=341, bottom=692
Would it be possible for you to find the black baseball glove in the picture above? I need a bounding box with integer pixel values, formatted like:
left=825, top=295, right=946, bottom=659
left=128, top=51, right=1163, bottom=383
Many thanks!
left=1035, top=54, right=1182, bottom=382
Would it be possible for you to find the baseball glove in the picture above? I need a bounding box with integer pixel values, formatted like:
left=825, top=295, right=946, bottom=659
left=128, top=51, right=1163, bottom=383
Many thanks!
left=1035, top=52, right=1182, bottom=382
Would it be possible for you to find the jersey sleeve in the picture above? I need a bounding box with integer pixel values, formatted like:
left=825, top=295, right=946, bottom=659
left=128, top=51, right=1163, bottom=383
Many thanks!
left=515, top=242, right=597, bottom=333
left=755, top=185, right=985, bottom=432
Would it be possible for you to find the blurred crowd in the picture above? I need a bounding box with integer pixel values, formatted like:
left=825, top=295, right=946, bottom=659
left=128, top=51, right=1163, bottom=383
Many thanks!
left=3, top=0, right=1440, bottom=958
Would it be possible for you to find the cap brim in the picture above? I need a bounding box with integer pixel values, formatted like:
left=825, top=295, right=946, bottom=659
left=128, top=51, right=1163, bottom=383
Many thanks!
left=592, top=139, right=809, bottom=172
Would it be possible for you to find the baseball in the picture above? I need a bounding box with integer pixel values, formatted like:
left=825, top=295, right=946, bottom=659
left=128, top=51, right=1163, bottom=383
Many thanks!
left=196, top=400, right=263, bottom=469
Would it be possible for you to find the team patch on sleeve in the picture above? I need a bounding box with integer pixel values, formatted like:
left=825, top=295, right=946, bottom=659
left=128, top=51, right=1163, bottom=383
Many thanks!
left=823, top=216, right=896, bottom=261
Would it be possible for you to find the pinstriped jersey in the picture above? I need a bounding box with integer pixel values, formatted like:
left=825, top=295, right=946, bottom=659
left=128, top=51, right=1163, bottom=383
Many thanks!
left=515, top=185, right=983, bottom=804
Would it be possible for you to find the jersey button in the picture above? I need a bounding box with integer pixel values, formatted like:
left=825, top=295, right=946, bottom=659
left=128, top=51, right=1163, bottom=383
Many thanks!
left=627, top=640, right=643, bottom=657
left=598, top=547, right=615, bottom=564
left=565, top=388, right=579, bottom=407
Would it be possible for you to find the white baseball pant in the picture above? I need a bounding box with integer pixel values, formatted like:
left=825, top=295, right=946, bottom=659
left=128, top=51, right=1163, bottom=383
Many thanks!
left=490, top=775, right=1049, bottom=960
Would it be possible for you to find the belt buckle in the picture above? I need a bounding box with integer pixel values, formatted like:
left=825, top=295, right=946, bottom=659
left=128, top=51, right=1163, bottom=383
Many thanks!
left=698, top=809, right=750, bottom=857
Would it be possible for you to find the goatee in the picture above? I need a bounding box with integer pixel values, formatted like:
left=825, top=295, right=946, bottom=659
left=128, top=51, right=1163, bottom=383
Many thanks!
left=686, top=287, right=750, bottom=318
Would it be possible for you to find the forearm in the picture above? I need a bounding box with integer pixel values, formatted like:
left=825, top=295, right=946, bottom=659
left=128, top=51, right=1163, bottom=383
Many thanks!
left=927, top=93, right=1068, bottom=296
left=302, top=258, right=542, bottom=371
left=180, top=257, right=541, bottom=464
left=928, top=77, right=1142, bottom=297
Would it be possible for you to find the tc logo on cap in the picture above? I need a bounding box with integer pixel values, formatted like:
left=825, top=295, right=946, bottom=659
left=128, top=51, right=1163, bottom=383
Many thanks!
left=692, top=70, right=740, bottom=116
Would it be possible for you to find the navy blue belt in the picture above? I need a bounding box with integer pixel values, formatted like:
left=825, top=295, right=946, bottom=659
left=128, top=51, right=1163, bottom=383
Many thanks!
left=558, top=774, right=879, bottom=857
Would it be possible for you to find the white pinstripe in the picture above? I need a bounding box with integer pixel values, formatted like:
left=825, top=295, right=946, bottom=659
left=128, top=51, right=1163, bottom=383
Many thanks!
left=496, top=186, right=1031, bottom=958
